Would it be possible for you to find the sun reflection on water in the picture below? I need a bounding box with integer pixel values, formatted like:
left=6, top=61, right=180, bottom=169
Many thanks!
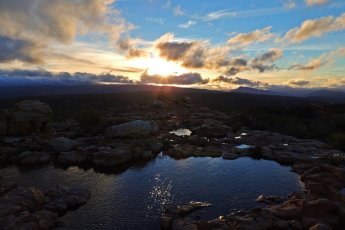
left=147, top=174, right=173, bottom=218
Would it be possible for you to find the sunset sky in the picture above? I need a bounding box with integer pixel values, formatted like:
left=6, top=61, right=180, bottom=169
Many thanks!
left=0, top=0, right=345, bottom=90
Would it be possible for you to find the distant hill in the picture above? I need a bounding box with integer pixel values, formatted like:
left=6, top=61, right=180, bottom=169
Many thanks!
left=306, top=89, right=345, bottom=100
left=232, top=86, right=345, bottom=102
left=232, top=86, right=281, bottom=96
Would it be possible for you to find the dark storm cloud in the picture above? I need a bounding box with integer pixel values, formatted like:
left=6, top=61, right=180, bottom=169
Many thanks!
left=0, top=69, right=133, bottom=87
left=0, top=36, right=44, bottom=64
left=250, top=48, right=283, bottom=72
left=155, top=33, right=282, bottom=76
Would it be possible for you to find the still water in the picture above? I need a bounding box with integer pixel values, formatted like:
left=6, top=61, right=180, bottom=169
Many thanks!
left=0, top=156, right=302, bottom=230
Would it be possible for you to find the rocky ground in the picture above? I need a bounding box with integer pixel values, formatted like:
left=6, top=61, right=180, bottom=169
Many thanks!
left=1, top=98, right=345, bottom=229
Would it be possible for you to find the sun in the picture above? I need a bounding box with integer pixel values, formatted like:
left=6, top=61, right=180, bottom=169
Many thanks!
left=129, top=56, right=188, bottom=76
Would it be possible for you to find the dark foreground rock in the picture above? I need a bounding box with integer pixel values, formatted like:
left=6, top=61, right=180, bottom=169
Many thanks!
left=0, top=182, right=90, bottom=229
left=6, top=100, right=52, bottom=136
left=2, top=98, right=345, bottom=229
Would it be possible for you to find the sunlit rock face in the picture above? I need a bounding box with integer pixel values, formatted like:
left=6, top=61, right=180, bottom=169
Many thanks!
left=6, top=100, right=52, bottom=136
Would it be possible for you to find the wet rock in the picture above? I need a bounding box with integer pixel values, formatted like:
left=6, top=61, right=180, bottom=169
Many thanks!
left=50, top=137, right=77, bottom=152
left=166, top=201, right=211, bottom=216
left=6, top=100, right=52, bottom=136
left=161, top=215, right=173, bottom=229
left=106, top=120, right=158, bottom=138
left=171, top=218, right=197, bottom=230
left=256, top=195, right=284, bottom=204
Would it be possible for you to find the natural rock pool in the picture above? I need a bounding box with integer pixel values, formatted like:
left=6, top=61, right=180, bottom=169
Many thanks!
left=0, top=156, right=302, bottom=230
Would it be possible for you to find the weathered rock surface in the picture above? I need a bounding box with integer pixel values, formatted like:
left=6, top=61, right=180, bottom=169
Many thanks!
left=106, top=120, right=158, bottom=138
left=0, top=183, right=90, bottom=229
left=15, top=151, right=51, bottom=165
left=6, top=100, right=52, bottom=136
left=50, top=137, right=77, bottom=152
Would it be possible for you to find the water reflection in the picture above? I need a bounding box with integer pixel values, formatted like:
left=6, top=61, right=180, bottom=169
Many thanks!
left=235, top=144, right=254, bottom=149
left=147, top=174, right=173, bottom=217
left=0, top=157, right=302, bottom=230
left=169, top=129, right=192, bottom=137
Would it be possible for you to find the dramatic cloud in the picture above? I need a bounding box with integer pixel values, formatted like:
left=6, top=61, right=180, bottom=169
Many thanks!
left=212, top=76, right=268, bottom=87
left=0, top=36, right=44, bottom=64
left=251, top=48, right=283, bottom=72
left=0, top=0, right=131, bottom=63
left=284, top=13, right=345, bottom=43
left=305, top=0, right=329, bottom=6
left=227, top=27, right=275, bottom=47
left=154, top=33, right=240, bottom=72
left=0, top=69, right=133, bottom=87
left=155, top=33, right=231, bottom=70
left=288, top=79, right=310, bottom=86
left=140, top=71, right=208, bottom=85
left=289, top=48, right=345, bottom=71
left=155, top=33, right=282, bottom=75
left=118, top=38, right=149, bottom=58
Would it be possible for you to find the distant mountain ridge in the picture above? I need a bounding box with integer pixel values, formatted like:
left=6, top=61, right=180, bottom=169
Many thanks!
left=232, top=86, right=345, bottom=101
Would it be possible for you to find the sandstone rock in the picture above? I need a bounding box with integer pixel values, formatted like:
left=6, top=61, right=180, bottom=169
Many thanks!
left=50, top=137, right=77, bottom=152
left=106, top=120, right=158, bottom=138
left=7, top=100, right=52, bottom=136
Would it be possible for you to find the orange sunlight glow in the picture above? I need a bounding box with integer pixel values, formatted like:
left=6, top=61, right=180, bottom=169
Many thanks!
left=128, top=57, right=188, bottom=76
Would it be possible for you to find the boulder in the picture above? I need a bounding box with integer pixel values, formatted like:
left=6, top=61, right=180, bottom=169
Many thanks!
left=6, top=100, right=52, bottom=136
left=256, top=195, right=284, bottom=204
left=50, top=137, right=77, bottom=152
left=106, top=120, right=158, bottom=138
left=58, top=149, right=93, bottom=165
left=92, top=146, right=131, bottom=167
left=16, top=151, right=51, bottom=165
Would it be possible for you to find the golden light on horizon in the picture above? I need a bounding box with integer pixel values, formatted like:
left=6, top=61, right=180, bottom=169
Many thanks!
left=128, top=57, right=189, bottom=76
